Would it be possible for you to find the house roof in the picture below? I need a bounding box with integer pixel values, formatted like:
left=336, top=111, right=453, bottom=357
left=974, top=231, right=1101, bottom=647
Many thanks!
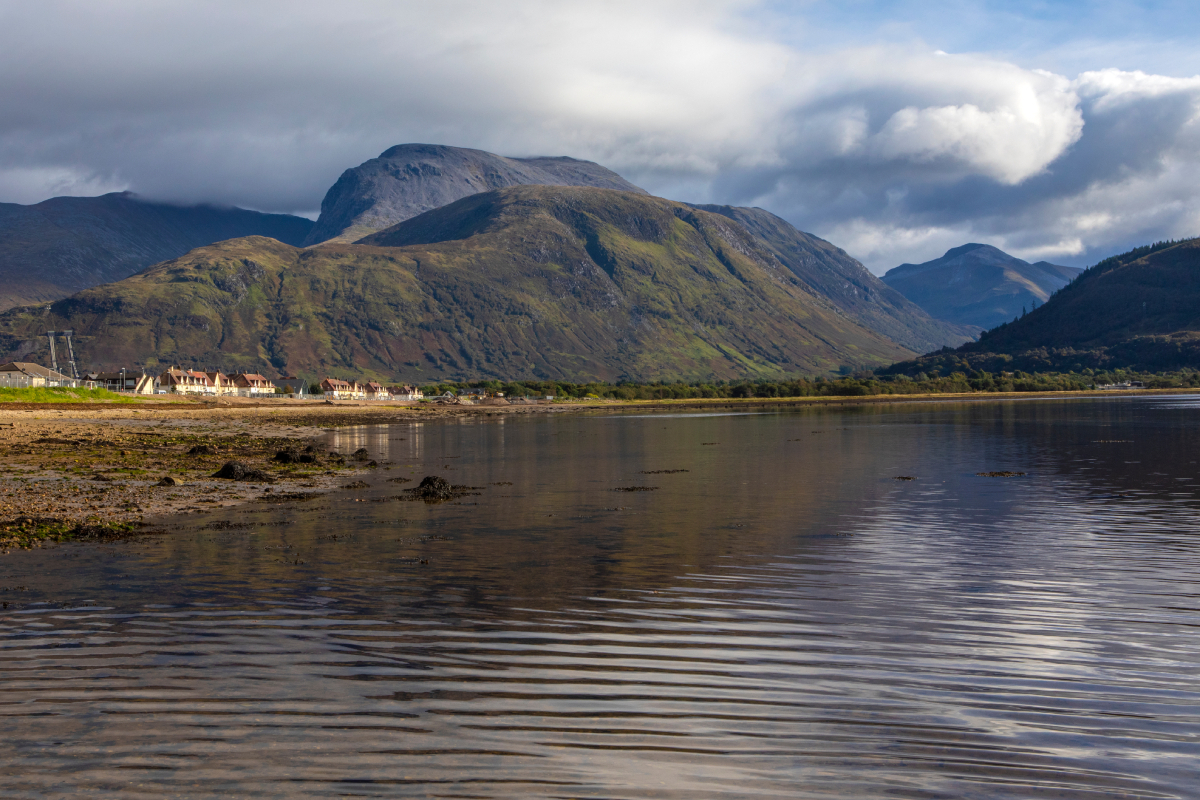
left=160, top=367, right=212, bottom=384
left=0, top=362, right=74, bottom=380
left=89, top=371, right=148, bottom=381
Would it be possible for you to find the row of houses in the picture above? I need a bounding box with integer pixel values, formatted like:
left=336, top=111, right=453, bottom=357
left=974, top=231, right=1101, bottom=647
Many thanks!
left=1, top=361, right=428, bottom=402
left=0, top=362, right=290, bottom=396
left=154, top=368, right=283, bottom=396
left=319, top=378, right=423, bottom=401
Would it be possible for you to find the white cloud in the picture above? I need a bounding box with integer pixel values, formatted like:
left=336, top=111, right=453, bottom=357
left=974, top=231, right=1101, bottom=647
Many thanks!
left=0, top=2, right=1196, bottom=272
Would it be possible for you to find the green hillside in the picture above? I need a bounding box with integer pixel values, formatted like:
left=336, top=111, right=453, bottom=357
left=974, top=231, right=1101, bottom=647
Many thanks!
left=0, top=186, right=913, bottom=383
left=881, top=237, right=1200, bottom=376
left=693, top=204, right=975, bottom=353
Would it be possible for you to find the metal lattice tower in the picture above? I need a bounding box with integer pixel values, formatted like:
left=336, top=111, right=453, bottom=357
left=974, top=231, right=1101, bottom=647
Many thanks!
left=62, top=330, right=79, bottom=379
left=45, top=331, right=59, bottom=374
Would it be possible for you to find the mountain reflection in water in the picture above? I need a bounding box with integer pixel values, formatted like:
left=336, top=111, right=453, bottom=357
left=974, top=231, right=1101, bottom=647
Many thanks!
left=2, top=397, right=1199, bottom=798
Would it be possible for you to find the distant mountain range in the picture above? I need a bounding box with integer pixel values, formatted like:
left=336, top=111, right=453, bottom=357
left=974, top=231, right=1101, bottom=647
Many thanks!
left=0, top=192, right=313, bottom=311
left=0, top=187, right=918, bottom=382
left=882, top=238, right=1200, bottom=376
left=882, top=243, right=1082, bottom=330
left=302, top=143, right=648, bottom=245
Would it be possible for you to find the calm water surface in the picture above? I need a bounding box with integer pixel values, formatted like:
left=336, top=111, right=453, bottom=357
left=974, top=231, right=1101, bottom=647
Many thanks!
left=2, top=397, right=1199, bottom=798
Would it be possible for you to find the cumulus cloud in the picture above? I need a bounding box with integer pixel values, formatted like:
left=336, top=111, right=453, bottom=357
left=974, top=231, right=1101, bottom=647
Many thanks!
left=0, top=1, right=1197, bottom=272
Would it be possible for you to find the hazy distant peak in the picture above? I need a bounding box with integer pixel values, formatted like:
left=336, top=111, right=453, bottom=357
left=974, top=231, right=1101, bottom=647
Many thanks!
left=882, top=243, right=1082, bottom=329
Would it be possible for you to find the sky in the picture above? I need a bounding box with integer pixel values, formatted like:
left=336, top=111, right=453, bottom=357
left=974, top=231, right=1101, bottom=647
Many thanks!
left=1, top=0, right=1198, bottom=273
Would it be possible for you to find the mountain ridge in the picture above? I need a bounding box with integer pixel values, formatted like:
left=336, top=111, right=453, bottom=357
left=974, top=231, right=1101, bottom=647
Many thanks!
left=690, top=205, right=976, bottom=354
left=0, top=192, right=313, bottom=311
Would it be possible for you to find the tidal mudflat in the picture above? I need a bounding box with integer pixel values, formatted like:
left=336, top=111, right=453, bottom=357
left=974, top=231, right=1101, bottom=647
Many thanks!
left=2, top=396, right=1199, bottom=798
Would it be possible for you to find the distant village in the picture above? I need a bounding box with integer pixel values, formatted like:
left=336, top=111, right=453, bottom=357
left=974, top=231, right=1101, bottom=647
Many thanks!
left=0, top=361, right=431, bottom=401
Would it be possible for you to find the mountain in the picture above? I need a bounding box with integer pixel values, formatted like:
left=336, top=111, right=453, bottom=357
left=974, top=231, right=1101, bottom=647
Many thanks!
left=0, top=186, right=915, bottom=382
left=303, top=142, right=971, bottom=352
left=303, top=143, right=647, bottom=245
left=882, top=243, right=1082, bottom=329
left=691, top=205, right=976, bottom=354
left=881, top=238, right=1200, bottom=376
left=0, top=192, right=314, bottom=312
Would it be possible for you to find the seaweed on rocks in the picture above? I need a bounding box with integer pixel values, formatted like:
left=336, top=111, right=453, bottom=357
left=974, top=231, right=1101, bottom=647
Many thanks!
left=352, top=448, right=370, bottom=461
left=188, top=444, right=218, bottom=456
left=212, top=461, right=275, bottom=482
left=156, top=476, right=182, bottom=487
left=341, top=480, right=370, bottom=490
left=0, top=517, right=142, bottom=550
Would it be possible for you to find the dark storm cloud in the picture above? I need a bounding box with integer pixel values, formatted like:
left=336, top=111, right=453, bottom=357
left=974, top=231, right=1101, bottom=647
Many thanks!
left=1, top=1, right=1197, bottom=271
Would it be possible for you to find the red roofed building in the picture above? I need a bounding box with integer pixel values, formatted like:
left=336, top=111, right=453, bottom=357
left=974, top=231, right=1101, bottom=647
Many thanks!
left=320, top=377, right=362, bottom=399
left=158, top=367, right=213, bottom=394
left=230, top=373, right=275, bottom=396
left=364, top=381, right=390, bottom=400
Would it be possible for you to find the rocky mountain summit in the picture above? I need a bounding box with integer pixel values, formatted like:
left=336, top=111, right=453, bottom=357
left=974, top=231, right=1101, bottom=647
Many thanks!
left=302, top=143, right=647, bottom=245
left=883, top=243, right=1082, bottom=330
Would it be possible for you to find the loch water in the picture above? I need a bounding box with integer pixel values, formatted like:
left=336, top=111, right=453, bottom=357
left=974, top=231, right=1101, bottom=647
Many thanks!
left=2, top=397, right=1200, bottom=798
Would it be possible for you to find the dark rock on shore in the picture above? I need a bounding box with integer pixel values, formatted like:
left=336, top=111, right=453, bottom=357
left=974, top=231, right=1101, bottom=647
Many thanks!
left=188, top=444, right=218, bottom=456
left=212, top=461, right=274, bottom=482
left=274, top=447, right=317, bottom=464
left=402, top=475, right=480, bottom=503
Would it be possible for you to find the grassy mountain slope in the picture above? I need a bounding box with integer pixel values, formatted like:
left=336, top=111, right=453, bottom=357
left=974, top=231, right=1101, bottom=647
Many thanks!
left=0, top=186, right=913, bottom=382
left=881, top=238, right=1200, bottom=375
left=692, top=205, right=975, bottom=353
left=882, top=243, right=1081, bottom=329
left=303, top=143, right=647, bottom=245
left=0, top=192, right=314, bottom=311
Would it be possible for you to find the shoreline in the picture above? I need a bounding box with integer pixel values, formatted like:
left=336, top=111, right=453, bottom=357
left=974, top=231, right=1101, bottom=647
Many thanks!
left=1, top=386, right=1191, bottom=551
